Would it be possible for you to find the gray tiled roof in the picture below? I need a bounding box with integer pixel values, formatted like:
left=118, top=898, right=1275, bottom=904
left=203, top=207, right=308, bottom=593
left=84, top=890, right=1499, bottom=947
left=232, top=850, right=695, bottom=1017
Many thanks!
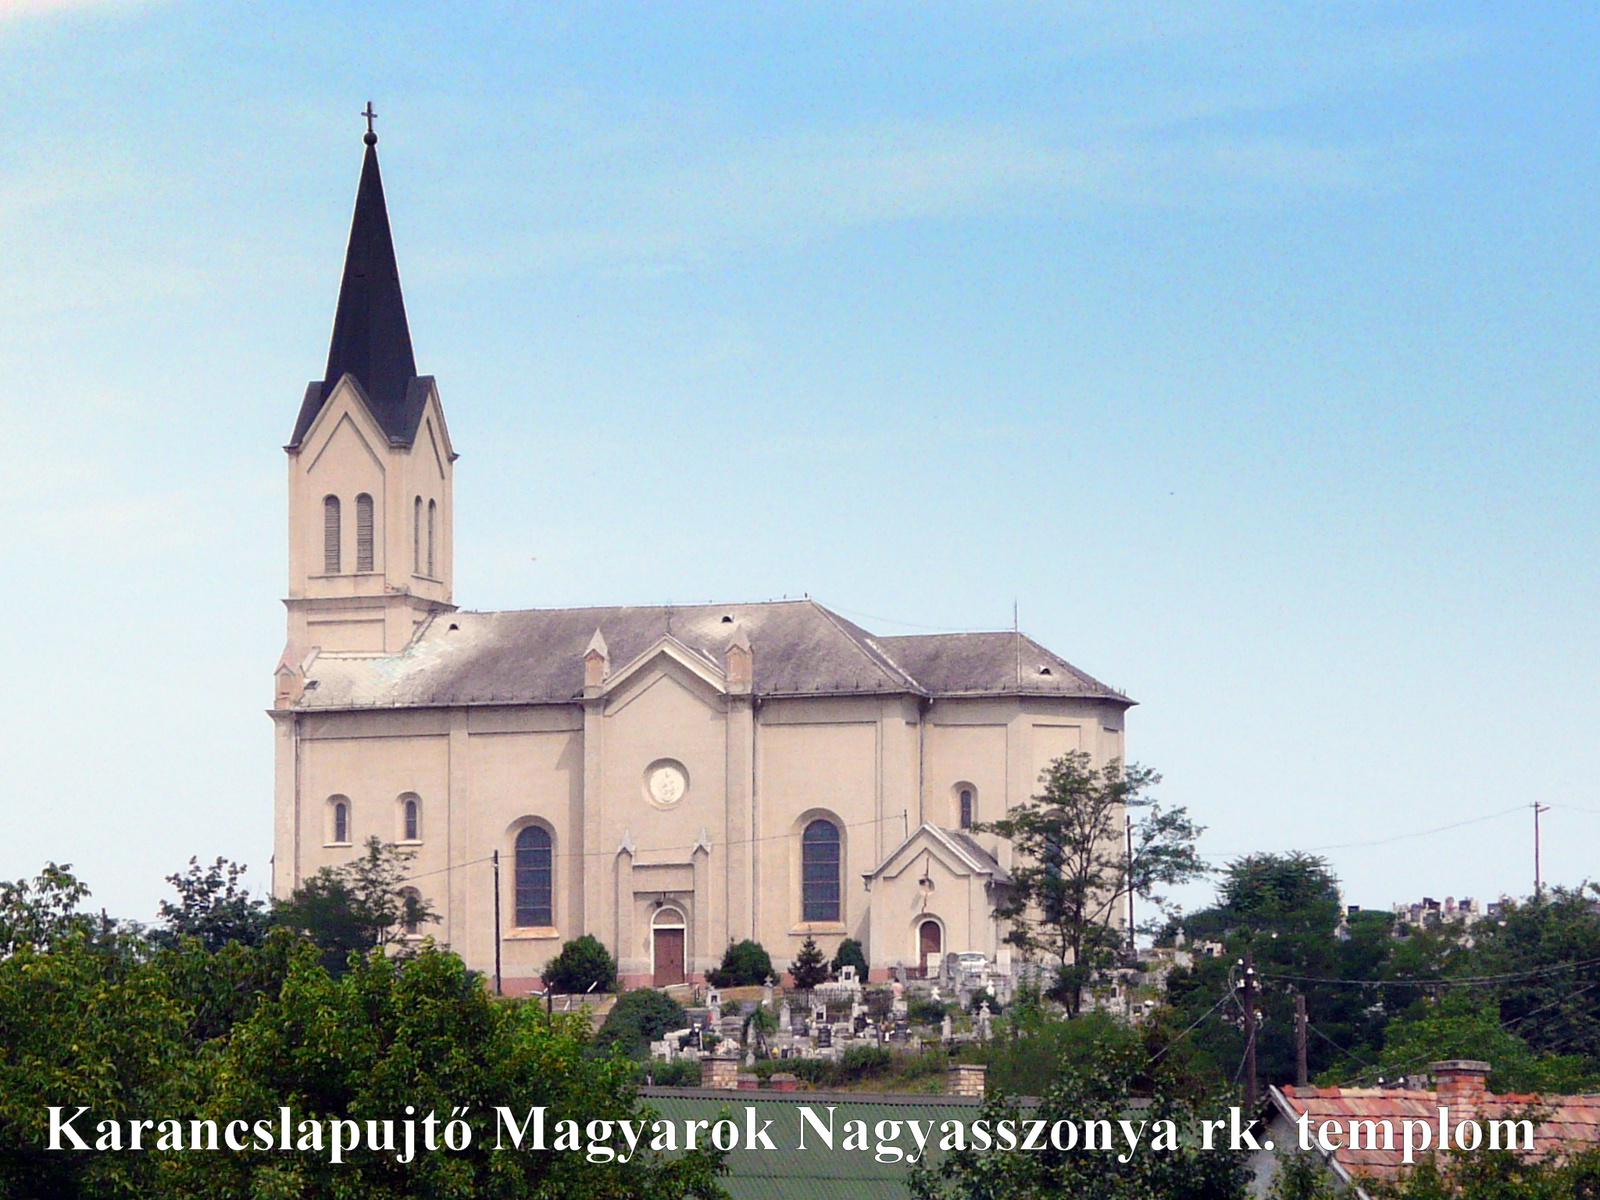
left=296, top=599, right=1131, bottom=711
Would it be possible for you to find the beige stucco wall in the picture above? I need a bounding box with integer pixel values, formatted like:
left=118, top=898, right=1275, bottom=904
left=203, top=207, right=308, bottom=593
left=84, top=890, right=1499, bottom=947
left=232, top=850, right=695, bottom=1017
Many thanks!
left=272, top=661, right=1131, bottom=989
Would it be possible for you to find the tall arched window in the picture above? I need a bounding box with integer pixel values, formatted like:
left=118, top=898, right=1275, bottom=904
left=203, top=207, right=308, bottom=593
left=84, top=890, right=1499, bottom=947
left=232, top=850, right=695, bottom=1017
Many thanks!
left=426, top=499, right=437, bottom=577
left=959, top=787, right=974, bottom=829
left=400, top=887, right=423, bottom=935
left=331, top=797, right=349, bottom=844
left=801, top=818, right=841, bottom=922
left=514, top=825, right=553, bottom=927
left=413, top=496, right=422, bottom=573
left=402, top=795, right=420, bottom=841
left=323, top=495, right=341, bottom=574
left=355, top=493, right=374, bottom=572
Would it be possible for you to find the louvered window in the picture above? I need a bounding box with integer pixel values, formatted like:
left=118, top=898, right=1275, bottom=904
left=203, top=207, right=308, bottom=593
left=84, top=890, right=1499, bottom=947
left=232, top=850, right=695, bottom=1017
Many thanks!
left=802, top=819, right=842, bottom=922
left=323, top=496, right=341, bottom=574
left=413, top=496, right=422, bottom=573
left=427, top=500, right=437, bottom=577
left=355, top=493, right=374, bottom=572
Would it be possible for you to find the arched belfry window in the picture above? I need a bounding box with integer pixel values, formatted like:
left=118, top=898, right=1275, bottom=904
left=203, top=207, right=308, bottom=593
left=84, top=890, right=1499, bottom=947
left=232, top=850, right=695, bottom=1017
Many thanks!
left=426, top=500, right=437, bottom=577
left=355, top=493, right=375, bottom=572
left=801, top=819, right=842, bottom=922
left=514, top=826, right=553, bottom=927
left=323, top=496, right=341, bottom=574
left=959, top=787, right=974, bottom=830
left=413, top=496, right=422, bottom=574
left=401, top=794, right=420, bottom=842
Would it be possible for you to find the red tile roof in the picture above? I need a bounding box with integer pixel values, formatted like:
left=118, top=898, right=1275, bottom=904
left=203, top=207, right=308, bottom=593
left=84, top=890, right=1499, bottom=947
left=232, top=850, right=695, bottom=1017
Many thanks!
left=1271, top=1080, right=1600, bottom=1187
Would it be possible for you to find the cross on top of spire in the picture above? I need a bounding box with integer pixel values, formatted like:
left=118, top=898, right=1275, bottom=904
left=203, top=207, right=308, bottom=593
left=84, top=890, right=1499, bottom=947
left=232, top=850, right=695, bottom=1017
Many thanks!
left=362, top=101, right=378, bottom=145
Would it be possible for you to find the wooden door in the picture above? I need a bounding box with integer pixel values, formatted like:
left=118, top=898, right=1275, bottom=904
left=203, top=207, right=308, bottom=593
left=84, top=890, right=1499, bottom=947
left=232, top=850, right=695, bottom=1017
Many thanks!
left=653, top=927, right=686, bottom=986
left=919, top=920, right=942, bottom=977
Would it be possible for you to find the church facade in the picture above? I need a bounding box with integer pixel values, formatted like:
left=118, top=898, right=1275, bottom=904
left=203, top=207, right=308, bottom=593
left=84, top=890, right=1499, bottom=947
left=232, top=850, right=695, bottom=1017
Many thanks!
left=270, top=131, right=1134, bottom=991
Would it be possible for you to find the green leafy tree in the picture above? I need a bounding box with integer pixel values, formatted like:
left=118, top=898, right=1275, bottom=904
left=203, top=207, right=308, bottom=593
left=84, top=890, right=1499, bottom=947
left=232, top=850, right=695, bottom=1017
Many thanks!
left=830, top=937, right=868, bottom=979
left=706, top=939, right=774, bottom=987
left=1168, top=853, right=1395, bottom=1093
left=1375, top=990, right=1599, bottom=1093
left=192, top=944, right=725, bottom=1199
left=154, top=856, right=271, bottom=951
left=912, top=1013, right=1251, bottom=1200
left=978, top=752, right=1205, bottom=1015
left=543, top=933, right=618, bottom=995
left=0, top=863, right=97, bottom=955
left=272, top=837, right=435, bottom=972
left=1364, top=1141, right=1600, bottom=1199
left=593, top=988, right=689, bottom=1059
left=789, top=936, right=828, bottom=990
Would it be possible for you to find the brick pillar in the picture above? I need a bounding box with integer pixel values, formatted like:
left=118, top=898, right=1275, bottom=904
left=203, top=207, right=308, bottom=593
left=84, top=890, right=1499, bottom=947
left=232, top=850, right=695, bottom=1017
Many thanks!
left=947, top=1063, right=987, bottom=1097
left=701, top=1054, right=739, bottom=1091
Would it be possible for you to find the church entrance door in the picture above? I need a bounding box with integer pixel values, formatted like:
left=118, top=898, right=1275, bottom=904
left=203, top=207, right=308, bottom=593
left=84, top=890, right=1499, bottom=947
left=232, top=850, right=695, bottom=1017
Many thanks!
left=653, top=912, right=686, bottom=986
left=918, top=920, right=942, bottom=978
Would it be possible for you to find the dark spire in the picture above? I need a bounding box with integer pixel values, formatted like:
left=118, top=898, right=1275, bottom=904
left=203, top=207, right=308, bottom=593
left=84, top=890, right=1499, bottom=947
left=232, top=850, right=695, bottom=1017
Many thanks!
left=289, top=112, right=432, bottom=448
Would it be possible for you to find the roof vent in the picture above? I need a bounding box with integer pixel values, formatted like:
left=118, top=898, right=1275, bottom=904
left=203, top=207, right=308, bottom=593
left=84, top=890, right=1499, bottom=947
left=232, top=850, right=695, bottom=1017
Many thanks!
left=448, top=623, right=459, bottom=632
left=721, top=614, right=734, bottom=623
left=1038, top=666, right=1052, bottom=676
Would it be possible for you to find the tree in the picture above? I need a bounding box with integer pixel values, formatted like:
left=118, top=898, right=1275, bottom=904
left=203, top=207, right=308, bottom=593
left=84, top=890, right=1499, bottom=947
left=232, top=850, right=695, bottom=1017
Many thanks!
left=1376, top=990, right=1598, bottom=1094
left=706, top=939, right=774, bottom=987
left=1168, top=853, right=1387, bottom=1091
left=912, top=1008, right=1252, bottom=1200
left=272, top=837, right=435, bottom=972
left=831, top=937, right=868, bottom=980
left=0, top=863, right=97, bottom=955
left=790, top=936, right=828, bottom=990
left=154, top=857, right=271, bottom=952
left=593, top=988, right=689, bottom=1059
left=543, top=933, right=617, bottom=995
left=977, top=752, right=1205, bottom=1015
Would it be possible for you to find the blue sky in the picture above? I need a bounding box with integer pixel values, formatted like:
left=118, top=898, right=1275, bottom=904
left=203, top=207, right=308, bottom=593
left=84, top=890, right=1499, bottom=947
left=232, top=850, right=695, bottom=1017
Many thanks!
left=2, top=0, right=1596, bottom=923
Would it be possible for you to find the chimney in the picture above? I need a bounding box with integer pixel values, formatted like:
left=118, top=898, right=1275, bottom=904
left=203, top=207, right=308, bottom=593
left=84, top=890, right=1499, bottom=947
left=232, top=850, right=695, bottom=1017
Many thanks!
left=700, top=1052, right=739, bottom=1091
left=1431, top=1060, right=1490, bottom=1115
left=947, top=1063, right=987, bottom=1098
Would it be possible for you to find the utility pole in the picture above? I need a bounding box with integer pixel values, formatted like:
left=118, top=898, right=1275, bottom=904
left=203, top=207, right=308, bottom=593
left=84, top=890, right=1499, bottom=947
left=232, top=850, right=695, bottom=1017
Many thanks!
left=1533, top=803, right=1550, bottom=898
left=1241, top=946, right=1259, bottom=1115
left=492, top=849, right=503, bottom=996
left=1294, top=992, right=1309, bottom=1088
left=1126, top=810, right=1136, bottom=957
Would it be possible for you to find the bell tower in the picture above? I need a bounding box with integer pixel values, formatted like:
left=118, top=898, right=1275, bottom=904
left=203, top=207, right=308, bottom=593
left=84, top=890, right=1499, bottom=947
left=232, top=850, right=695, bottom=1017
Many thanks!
left=281, top=112, right=456, bottom=659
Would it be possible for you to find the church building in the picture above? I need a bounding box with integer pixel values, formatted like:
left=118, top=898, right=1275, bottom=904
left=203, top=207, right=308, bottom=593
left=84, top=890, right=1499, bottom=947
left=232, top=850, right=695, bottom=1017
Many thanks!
left=270, top=127, right=1134, bottom=991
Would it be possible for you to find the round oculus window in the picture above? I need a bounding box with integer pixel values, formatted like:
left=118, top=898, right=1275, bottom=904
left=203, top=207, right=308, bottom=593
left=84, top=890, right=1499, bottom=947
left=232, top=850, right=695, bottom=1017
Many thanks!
left=644, top=760, right=689, bottom=807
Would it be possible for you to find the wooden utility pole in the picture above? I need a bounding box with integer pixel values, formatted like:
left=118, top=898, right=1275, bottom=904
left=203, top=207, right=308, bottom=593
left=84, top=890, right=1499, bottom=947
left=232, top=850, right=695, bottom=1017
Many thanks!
left=1294, top=992, right=1309, bottom=1087
left=1242, top=946, right=1259, bottom=1114
left=492, top=849, right=503, bottom=996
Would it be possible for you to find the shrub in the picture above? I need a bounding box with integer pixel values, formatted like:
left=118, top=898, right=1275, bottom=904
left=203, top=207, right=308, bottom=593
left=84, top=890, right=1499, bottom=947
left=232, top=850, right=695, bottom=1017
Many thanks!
left=640, top=1059, right=700, bottom=1087
left=908, top=997, right=950, bottom=1024
left=592, top=988, right=687, bottom=1059
left=706, top=940, right=774, bottom=988
left=830, top=937, right=867, bottom=979
left=543, top=934, right=616, bottom=995
left=790, top=936, right=828, bottom=990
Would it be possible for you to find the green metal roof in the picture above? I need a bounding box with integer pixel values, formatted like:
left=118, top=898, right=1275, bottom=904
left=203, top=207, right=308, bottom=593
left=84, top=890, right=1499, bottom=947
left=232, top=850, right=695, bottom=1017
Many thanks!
left=638, top=1087, right=985, bottom=1200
